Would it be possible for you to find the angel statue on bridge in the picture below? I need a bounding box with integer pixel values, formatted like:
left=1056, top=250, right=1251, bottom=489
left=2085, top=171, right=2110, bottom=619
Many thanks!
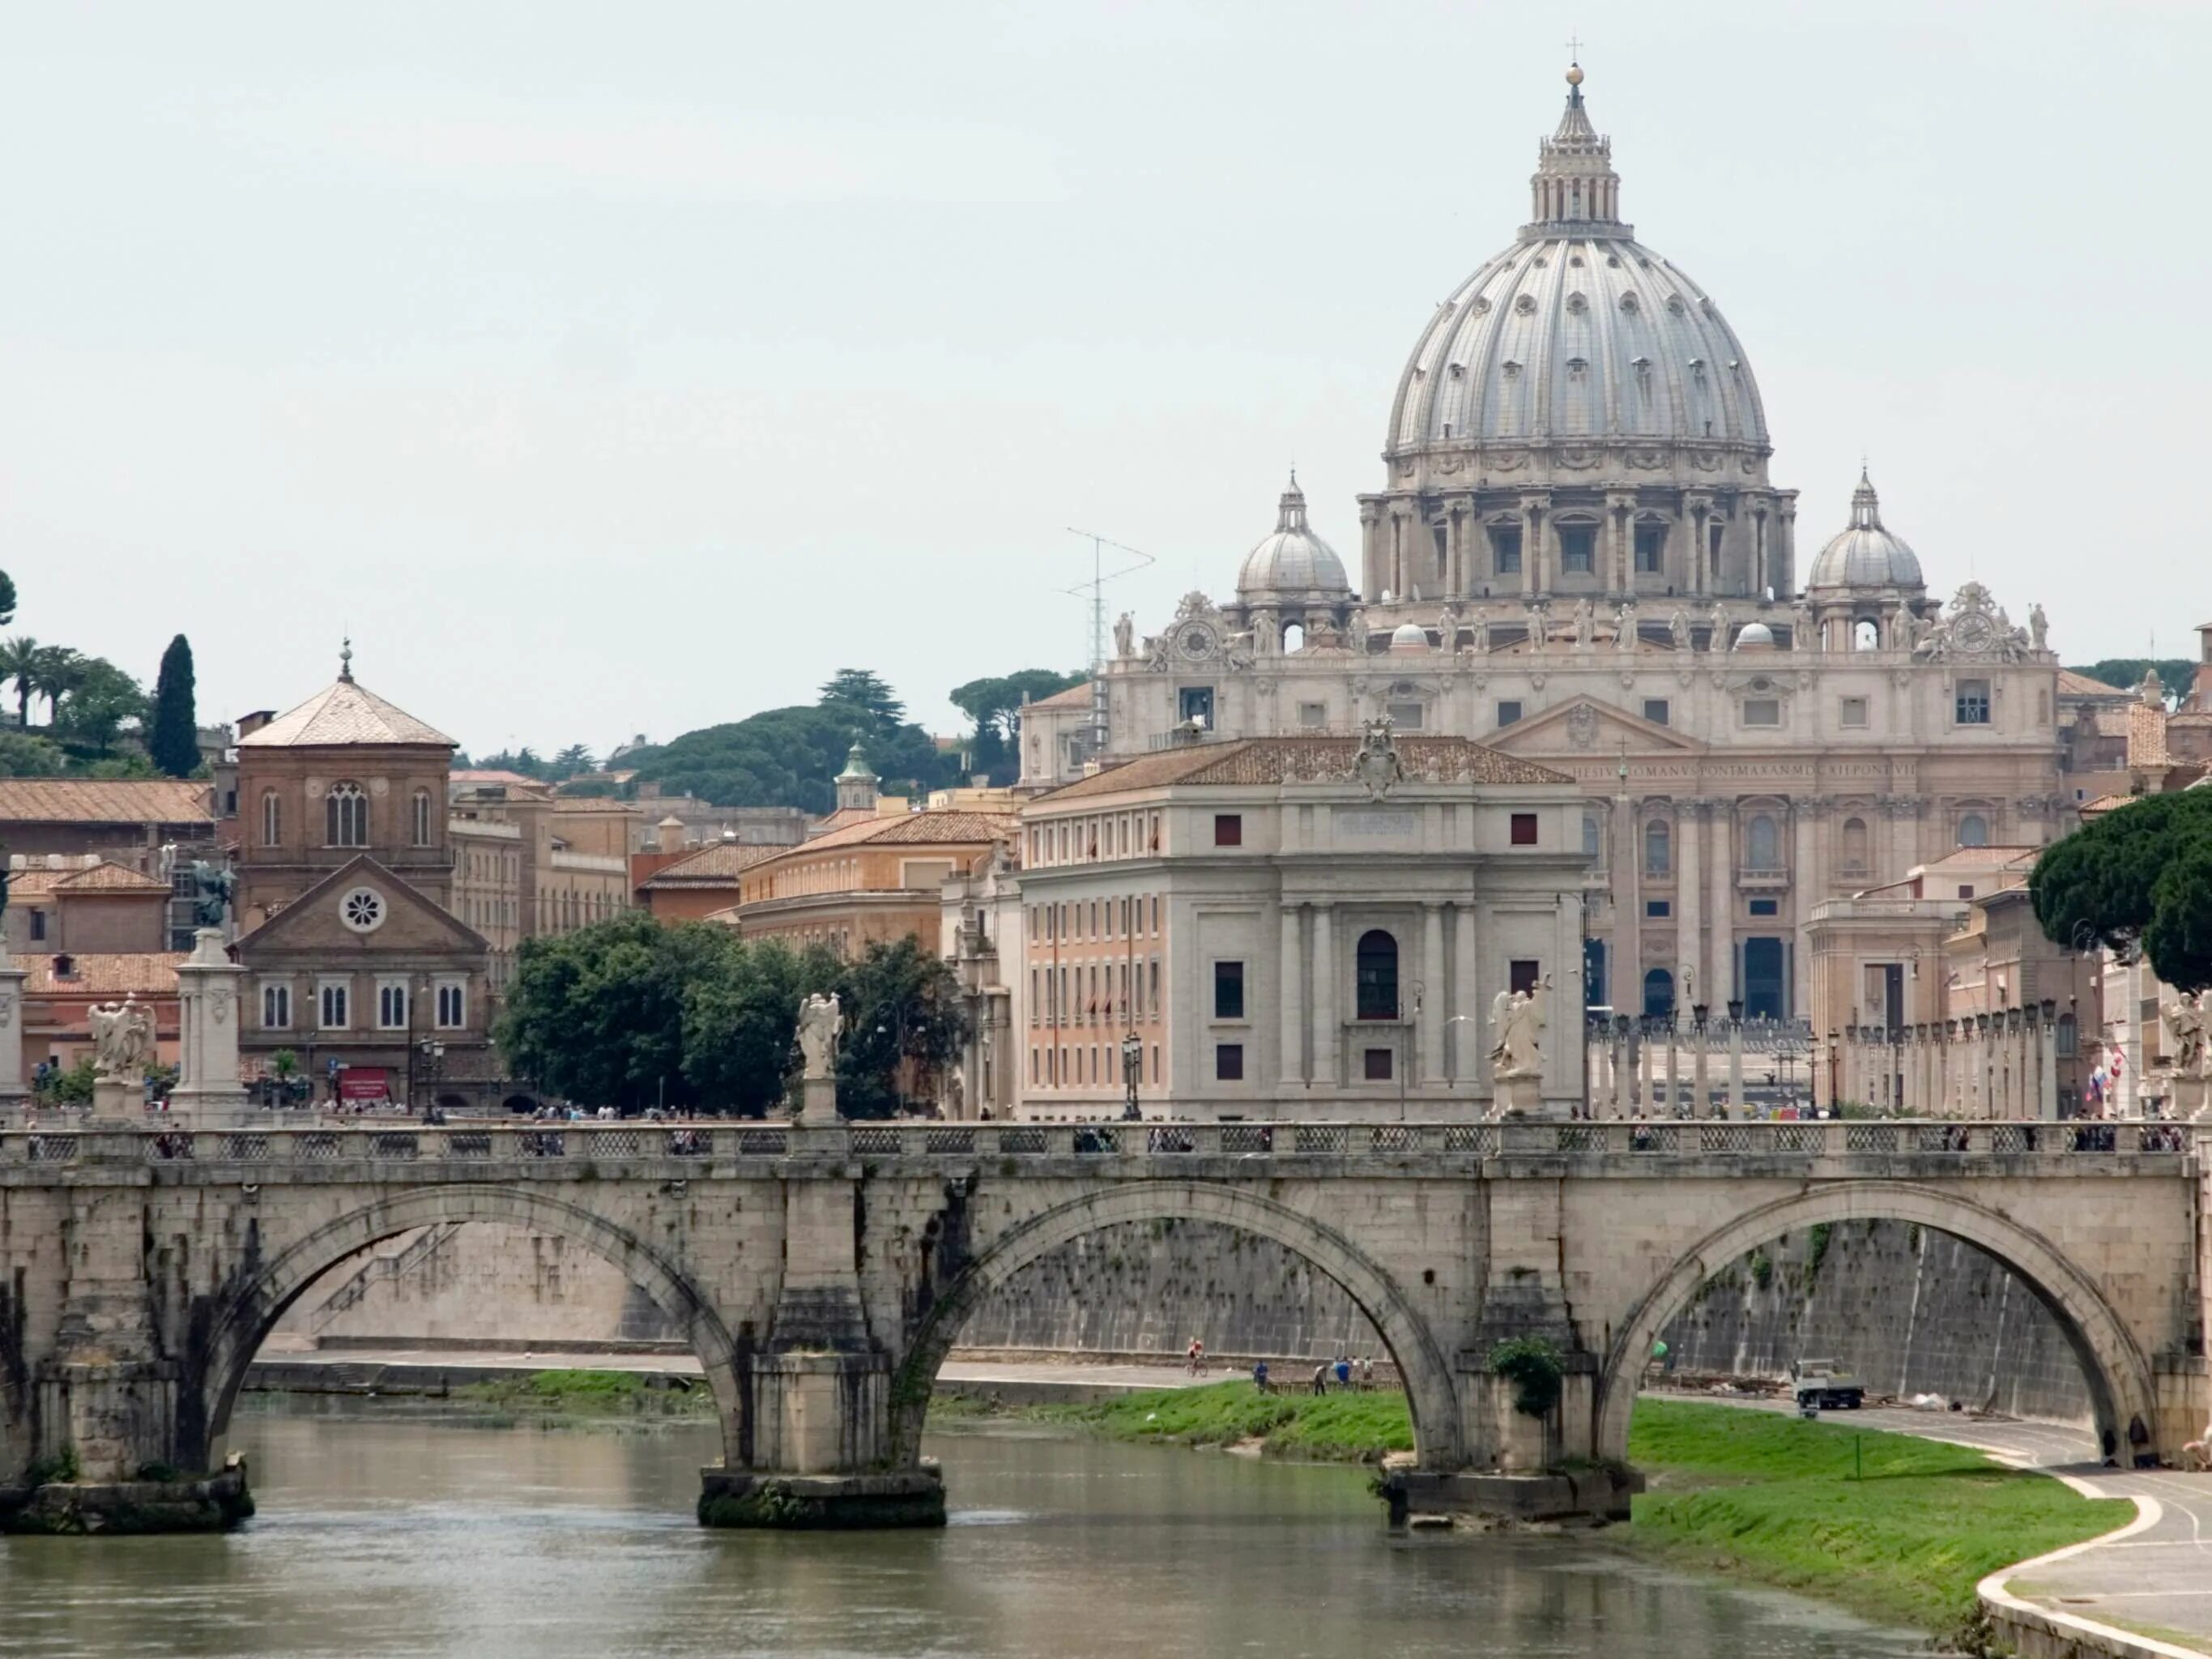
left=796, top=992, right=843, bottom=1082
left=2162, top=992, right=2207, bottom=1080
left=90, top=995, right=156, bottom=1082
left=1487, top=975, right=1552, bottom=1081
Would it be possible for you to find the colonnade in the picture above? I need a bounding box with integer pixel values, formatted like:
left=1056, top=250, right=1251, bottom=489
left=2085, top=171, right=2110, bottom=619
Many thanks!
left=1582, top=1013, right=1757, bottom=1119
left=1818, top=1003, right=2065, bottom=1118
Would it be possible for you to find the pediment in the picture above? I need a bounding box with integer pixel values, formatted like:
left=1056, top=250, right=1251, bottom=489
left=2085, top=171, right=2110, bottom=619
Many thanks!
left=1485, top=697, right=1705, bottom=757
left=237, top=856, right=488, bottom=958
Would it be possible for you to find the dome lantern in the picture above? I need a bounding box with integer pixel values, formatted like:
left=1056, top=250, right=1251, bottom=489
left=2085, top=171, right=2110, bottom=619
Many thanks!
left=1526, top=62, right=1627, bottom=238
left=1806, top=468, right=1924, bottom=594
left=1236, top=471, right=1353, bottom=601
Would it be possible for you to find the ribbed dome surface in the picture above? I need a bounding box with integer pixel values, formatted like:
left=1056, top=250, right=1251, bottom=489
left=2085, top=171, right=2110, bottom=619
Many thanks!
left=1237, top=475, right=1352, bottom=598
left=1389, top=237, right=1767, bottom=452
left=1808, top=471, right=1924, bottom=591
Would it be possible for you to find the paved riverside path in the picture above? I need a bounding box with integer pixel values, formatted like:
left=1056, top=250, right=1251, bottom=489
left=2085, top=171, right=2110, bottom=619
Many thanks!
left=1659, top=1391, right=2212, bottom=1657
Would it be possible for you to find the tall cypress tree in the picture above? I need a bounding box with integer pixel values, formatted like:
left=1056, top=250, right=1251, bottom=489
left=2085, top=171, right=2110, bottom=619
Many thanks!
left=149, top=633, right=198, bottom=777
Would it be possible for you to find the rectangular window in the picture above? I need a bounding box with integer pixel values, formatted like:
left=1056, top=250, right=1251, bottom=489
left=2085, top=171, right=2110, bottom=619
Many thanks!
left=1496, top=700, right=1523, bottom=727
left=1213, top=813, right=1242, bottom=847
left=1510, top=959, right=1541, bottom=996
left=436, top=982, right=466, bottom=1029
left=1178, top=686, right=1215, bottom=728
left=1510, top=812, right=1539, bottom=846
left=1558, top=522, right=1596, bottom=574
left=1215, top=1043, right=1244, bottom=1081
left=1840, top=696, right=1869, bottom=727
left=1634, top=520, right=1667, bottom=574
left=28, top=910, right=45, bottom=942
left=261, top=983, right=290, bottom=1030
left=1645, top=899, right=1671, bottom=918
left=1955, top=679, right=1991, bottom=725
left=1363, top=1047, right=1393, bottom=1081
left=1742, top=698, right=1781, bottom=727
left=1748, top=898, right=1779, bottom=917
left=1490, top=522, right=1523, bottom=576
left=1298, top=702, right=1328, bottom=729
left=378, top=983, right=409, bottom=1030
left=1029, top=968, right=1039, bottom=1023
left=1214, top=960, right=1245, bottom=1021
left=1643, top=698, right=1669, bottom=726
left=319, top=981, right=349, bottom=1030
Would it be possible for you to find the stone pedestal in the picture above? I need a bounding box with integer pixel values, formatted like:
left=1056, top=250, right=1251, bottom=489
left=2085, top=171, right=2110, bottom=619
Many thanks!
left=1490, top=1073, right=1544, bottom=1119
left=698, top=1465, right=943, bottom=1530
left=0, top=948, right=28, bottom=1110
left=170, top=928, right=253, bottom=1125
left=89, top=1077, right=138, bottom=1123
left=797, top=1077, right=837, bottom=1121
left=2167, top=1073, right=2208, bottom=1122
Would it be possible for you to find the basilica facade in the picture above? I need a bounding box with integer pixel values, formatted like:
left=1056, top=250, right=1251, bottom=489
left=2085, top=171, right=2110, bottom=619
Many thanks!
left=1020, top=66, right=2063, bottom=1025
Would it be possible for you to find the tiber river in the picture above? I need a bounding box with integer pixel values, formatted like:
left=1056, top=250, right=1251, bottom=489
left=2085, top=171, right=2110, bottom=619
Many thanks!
left=0, top=1401, right=1926, bottom=1658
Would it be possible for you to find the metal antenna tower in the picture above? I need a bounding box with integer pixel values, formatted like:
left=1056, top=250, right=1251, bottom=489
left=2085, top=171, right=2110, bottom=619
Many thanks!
left=1063, top=527, right=1157, bottom=761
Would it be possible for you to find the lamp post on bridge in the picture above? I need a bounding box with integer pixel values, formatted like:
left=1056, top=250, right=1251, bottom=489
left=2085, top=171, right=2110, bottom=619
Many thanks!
left=1119, top=1030, right=1143, bottom=1122
left=1726, top=997, right=1745, bottom=1118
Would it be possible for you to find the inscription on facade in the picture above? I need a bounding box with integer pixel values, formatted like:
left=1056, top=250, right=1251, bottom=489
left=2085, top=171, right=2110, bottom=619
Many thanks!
left=1336, top=808, right=1417, bottom=838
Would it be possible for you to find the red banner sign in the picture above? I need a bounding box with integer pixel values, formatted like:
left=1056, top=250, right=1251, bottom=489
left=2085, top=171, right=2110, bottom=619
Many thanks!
left=338, top=1068, right=390, bottom=1101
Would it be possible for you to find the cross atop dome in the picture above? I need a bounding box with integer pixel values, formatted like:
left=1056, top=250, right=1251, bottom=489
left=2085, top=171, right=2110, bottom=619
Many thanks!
left=1528, top=60, right=1626, bottom=238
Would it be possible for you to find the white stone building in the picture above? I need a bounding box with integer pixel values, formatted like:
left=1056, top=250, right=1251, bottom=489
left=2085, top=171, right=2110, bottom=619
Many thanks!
left=1021, top=65, right=2065, bottom=1025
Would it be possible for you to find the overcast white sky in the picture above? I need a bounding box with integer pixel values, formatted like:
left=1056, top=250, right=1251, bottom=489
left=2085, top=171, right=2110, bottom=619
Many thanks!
left=2, top=2, right=2201, bottom=756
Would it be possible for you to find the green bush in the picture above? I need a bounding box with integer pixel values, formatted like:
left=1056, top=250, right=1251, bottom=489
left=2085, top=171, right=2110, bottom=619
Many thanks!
left=1488, top=1336, right=1564, bottom=1418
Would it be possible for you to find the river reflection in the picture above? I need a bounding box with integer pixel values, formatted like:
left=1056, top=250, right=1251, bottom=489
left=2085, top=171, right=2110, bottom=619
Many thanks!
left=0, top=1402, right=1924, bottom=1658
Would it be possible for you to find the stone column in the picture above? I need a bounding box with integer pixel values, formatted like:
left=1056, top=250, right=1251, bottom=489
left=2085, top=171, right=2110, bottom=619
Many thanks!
left=1521, top=497, right=1544, bottom=596
left=1728, top=1017, right=1746, bottom=1115
left=1675, top=803, right=1703, bottom=1021
left=172, top=928, right=253, bottom=1124
left=1792, top=798, right=1824, bottom=1020
left=1611, top=792, right=1639, bottom=1018
left=2037, top=1009, right=2058, bottom=1120
left=1453, top=900, right=1480, bottom=1085
left=1420, top=902, right=1446, bottom=1088
left=1279, top=904, right=1303, bottom=1087
left=0, top=943, right=28, bottom=1109
left=1312, top=902, right=1338, bottom=1089
left=1842, top=1022, right=1860, bottom=1107
left=1707, top=801, right=1734, bottom=1006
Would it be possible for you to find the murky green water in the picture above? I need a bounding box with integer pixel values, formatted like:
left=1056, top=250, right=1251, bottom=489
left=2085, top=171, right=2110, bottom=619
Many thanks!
left=0, top=1403, right=1924, bottom=1657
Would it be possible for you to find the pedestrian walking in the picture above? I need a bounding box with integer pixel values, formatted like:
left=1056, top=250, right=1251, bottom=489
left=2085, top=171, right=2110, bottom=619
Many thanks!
left=1334, top=1356, right=1351, bottom=1389
left=1311, top=1363, right=1328, bottom=1397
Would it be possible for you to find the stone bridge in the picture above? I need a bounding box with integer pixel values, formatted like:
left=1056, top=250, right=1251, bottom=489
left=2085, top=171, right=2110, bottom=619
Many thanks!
left=0, top=1117, right=2203, bottom=1527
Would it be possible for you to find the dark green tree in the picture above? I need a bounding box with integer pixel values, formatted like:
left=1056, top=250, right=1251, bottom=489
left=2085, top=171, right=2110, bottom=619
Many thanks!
left=0, top=569, right=15, bottom=626
left=680, top=938, right=843, bottom=1115
left=0, top=731, right=63, bottom=776
left=0, top=636, right=36, bottom=727
left=818, top=668, right=905, bottom=729
left=949, top=668, right=1085, bottom=784
left=2031, top=788, right=2212, bottom=992
left=51, top=657, right=145, bottom=756
left=27, top=646, right=82, bottom=727
left=148, top=634, right=198, bottom=777
left=552, top=743, right=596, bottom=778
left=2068, top=659, right=2196, bottom=697
left=833, top=936, right=970, bottom=1118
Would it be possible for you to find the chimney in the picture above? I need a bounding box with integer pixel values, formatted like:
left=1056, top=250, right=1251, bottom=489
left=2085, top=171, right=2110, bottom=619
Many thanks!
left=656, top=815, right=685, bottom=855
left=236, top=710, right=275, bottom=739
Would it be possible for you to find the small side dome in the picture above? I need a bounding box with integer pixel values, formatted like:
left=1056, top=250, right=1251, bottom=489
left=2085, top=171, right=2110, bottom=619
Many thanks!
left=1808, top=469, right=1924, bottom=592
left=1388, top=622, right=1431, bottom=652
left=1237, top=472, right=1353, bottom=599
left=1732, top=621, right=1775, bottom=651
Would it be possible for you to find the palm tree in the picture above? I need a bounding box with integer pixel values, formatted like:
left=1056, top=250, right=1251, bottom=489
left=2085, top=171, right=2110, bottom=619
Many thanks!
left=28, top=646, right=83, bottom=727
left=0, top=636, right=39, bottom=727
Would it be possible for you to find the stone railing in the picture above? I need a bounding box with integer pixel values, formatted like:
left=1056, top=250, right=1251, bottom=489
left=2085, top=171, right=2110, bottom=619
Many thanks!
left=0, top=1120, right=2194, bottom=1172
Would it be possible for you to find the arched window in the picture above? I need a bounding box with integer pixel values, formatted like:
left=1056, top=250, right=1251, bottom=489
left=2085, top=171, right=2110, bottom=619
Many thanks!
left=1281, top=621, right=1305, bottom=655
left=1854, top=617, right=1881, bottom=651
left=326, top=781, right=368, bottom=847
left=261, top=791, right=282, bottom=847
left=1582, top=812, right=1602, bottom=859
left=1841, top=816, right=1869, bottom=872
left=1642, top=967, right=1676, bottom=1018
left=1643, top=818, right=1671, bottom=876
left=1355, top=929, right=1399, bottom=1021
left=1745, top=813, right=1780, bottom=870
left=411, top=789, right=433, bottom=847
left=1958, top=812, right=1989, bottom=848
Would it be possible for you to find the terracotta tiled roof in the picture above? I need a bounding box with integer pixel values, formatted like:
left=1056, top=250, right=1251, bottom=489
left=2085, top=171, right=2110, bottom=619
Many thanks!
left=239, top=676, right=454, bottom=748
left=641, top=841, right=784, bottom=887
left=2057, top=669, right=2133, bottom=698
left=53, top=860, right=168, bottom=893
left=23, top=952, right=186, bottom=996
left=451, top=770, right=547, bottom=788
left=2126, top=702, right=2170, bottom=768
left=783, top=809, right=1017, bottom=853
left=0, top=779, right=211, bottom=826
left=2091, top=706, right=2133, bottom=738
left=552, top=796, right=635, bottom=812
left=1034, top=736, right=1575, bottom=801
left=808, top=807, right=878, bottom=835
left=1025, top=682, right=1095, bottom=712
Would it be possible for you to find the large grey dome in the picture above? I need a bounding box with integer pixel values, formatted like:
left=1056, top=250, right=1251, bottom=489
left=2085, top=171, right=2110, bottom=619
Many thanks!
left=1808, top=471, right=1923, bottom=591
left=1237, top=475, right=1352, bottom=599
left=1387, top=73, right=1768, bottom=457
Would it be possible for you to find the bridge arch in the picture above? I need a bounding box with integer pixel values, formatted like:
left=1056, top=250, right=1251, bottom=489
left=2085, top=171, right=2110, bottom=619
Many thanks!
left=1592, top=1181, right=2159, bottom=1466
left=889, top=1179, right=1464, bottom=1470
left=185, top=1183, right=742, bottom=1471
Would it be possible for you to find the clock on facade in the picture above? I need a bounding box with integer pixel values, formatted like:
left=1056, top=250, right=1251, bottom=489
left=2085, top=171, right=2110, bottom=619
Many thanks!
left=1177, top=622, right=1219, bottom=659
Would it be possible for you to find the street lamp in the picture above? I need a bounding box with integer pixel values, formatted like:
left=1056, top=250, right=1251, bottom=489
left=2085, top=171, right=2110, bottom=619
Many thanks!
left=416, top=1038, right=445, bottom=1120
left=1119, top=1031, right=1143, bottom=1121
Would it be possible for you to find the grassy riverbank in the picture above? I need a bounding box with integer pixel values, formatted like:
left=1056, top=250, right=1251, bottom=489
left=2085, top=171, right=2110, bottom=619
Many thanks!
left=1626, top=1400, right=2129, bottom=1640
left=999, top=1379, right=1417, bottom=1461
left=452, top=1369, right=715, bottom=1421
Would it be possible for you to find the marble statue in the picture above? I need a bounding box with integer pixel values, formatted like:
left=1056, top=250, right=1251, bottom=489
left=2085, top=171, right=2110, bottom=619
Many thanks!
left=1488, top=975, right=1551, bottom=1080
left=1707, top=601, right=1728, bottom=650
left=1572, top=599, right=1595, bottom=649
left=1436, top=605, right=1458, bottom=650
left=2029, top=603, right=2048, bottom=652
left=2163, top=992, right=2208, bottom=1080
left=1251, top=612, right=1278, bottom=655
left=1792, top=600, right=1815, bottom=650
left=1613, top=601, right=1636, bottom=650
left=90, top=996, right=156, bottom=1081
left=1347, top=609, right=1370, bottom=655
left=1669, top=608, right=1690, bottom=652
left=796, top=992, right=843, bottom=1081
left=1464, top=610, right=1487, bottom=655
left=1113, top=611, right=1135, bottom=659
left=1891, top=607, right=1916, bottom=652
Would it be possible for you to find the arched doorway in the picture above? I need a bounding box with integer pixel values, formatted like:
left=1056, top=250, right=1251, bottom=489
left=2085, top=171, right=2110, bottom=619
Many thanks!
left=185, top=1184, right=742, bottom=1478
left=1355, top=930, right=1400, bottom=1020
left=1591, top=1183, right=2159, bottom=1467
left=1642, top=967, right=1675, bottom=1018
left=887, top=1181, right=1464, bottom=1473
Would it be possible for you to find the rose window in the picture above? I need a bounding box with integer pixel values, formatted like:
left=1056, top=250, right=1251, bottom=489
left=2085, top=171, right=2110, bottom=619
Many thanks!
left=339, top=886, right=386, bottom=933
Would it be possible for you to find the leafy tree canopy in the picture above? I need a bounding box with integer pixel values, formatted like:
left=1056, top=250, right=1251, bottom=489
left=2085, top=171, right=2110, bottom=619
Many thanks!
left=2068, top=659, right=2196, bottom=697
left=51, top=657, right=145, bottom=755
left=0, top=570, right=15, bottom=627
left=2031, top=788, right=2212, bottom=992
left=0, top=731, right=62, bottom=777
left=149, top=634, right=198, bottom=778
left=949, top=668, right=1085, bottom=785
left=818, top=668, right=905, bottom=729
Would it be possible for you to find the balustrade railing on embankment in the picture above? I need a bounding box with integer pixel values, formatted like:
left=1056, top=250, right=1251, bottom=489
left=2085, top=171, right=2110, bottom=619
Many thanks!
left=0, top=1119, right=2194, bottom=1175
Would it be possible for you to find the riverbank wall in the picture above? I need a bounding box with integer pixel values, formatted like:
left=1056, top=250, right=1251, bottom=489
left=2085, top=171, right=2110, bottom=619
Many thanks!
left=272, top=1216, right=2091, bottom=1422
